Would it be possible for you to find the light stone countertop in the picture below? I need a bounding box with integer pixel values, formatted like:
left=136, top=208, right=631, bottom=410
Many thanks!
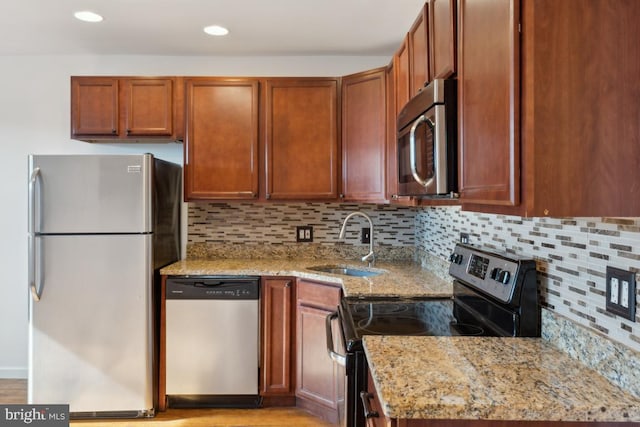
left=160, top=258, right=452, bottom=299
left=364, top=335, right=640, bottom=422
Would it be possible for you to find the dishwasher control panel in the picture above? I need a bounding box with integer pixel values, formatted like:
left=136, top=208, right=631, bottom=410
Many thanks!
left=166, top=276, right=260, bottom=300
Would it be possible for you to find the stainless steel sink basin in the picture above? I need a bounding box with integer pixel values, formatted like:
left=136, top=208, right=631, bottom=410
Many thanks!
left=307, top=265, right=383, bottom=277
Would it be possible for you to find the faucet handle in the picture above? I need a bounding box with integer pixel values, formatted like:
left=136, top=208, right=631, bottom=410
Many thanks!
left=362, top=251, right=375, bottom=267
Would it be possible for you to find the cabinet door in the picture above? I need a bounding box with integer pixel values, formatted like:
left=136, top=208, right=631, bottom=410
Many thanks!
left=122, top=78, right=174, bottom=137
left=295, top=279, right=342, bottom=424
left=429, top=0, right=456, bottom=79
left=393, top=36, right=411, bottom=115
left=70, top=77, right=119, bottom=138
left=458, top=0, right=520, bottom=206
left=183, top=78, right=260, bottom=200
left=363, top=370, right=387, bottom=427
left=408, top=3, right=430, bottom=96
left=264, top=79, right=339, bottom=200
left=341, top=68, right=387, bottom=202
left=386, top=62, right=399, bottom=201
left=386, top=63, right=417, bottom=206
left=261, top=278, right=295, bottom=401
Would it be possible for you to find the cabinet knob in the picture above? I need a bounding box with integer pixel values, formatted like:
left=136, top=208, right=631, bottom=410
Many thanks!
left=266, top=193, right=271, bottom=200
left=498, top=270, right=511, bottom=284
left=111, top=129, right=117, bottom=134
left=339, top=194, right=344, bottom=198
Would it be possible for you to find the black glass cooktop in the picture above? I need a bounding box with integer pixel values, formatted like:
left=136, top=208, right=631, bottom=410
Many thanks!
left=340, top=298, right=485, bottom=351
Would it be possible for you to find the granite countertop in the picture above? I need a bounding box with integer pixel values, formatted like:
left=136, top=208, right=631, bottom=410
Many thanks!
left=364, top=335, right=640, bottom=422
left=160, top=258, right=452, bottom=299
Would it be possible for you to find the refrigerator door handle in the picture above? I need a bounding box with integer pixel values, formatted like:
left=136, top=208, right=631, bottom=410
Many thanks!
left=28, top=167, right=43, bottom=301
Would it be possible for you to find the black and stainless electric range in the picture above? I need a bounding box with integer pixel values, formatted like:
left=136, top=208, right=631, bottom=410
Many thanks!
left=326, top=243, right=540, bottom=427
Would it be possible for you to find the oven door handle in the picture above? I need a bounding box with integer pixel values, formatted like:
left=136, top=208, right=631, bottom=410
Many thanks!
left=325, top=311, right=347, bottom=367
left=409, top=114, right=436, bottom=188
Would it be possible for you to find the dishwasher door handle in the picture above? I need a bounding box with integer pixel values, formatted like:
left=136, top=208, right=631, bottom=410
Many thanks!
left=326, top=311, right=346, bottom=367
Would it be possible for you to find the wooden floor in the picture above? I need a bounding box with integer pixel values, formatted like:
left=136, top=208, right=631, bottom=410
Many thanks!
left=0, top=379, right=335, bottom=427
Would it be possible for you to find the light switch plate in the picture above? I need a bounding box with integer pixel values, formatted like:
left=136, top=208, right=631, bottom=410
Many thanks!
left=606, top=266, right=636, bottom=321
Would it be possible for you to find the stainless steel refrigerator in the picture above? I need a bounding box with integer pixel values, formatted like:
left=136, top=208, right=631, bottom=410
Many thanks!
left=27, top=154, right=181, bottom=418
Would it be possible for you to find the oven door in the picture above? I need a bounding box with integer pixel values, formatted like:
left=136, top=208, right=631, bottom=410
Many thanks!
left=328, top=310, right=371, bottom=427
left=397, top=103, right=450, bottom=196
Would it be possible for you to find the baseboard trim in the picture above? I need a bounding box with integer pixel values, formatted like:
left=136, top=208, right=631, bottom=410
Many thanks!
left=0, top=368, right=27, bottom=379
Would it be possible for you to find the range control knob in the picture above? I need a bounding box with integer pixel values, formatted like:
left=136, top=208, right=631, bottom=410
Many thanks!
left=449, top=253, right=464, bottom=264
left=498, top=270, right=511, bottom=284
left=490, top=268, right=501, bottom=280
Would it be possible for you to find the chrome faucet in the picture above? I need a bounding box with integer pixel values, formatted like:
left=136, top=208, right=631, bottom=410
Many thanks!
left=338, top=211, right=375, bottom=267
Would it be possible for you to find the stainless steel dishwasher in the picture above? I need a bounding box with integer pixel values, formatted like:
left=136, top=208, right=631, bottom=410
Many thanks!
left=165, top=276, right=260, bottom=408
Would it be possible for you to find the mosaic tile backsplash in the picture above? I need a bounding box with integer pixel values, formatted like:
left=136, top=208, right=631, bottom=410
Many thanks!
left=415, top=206, right=640, bottom=353
left=188, top=202, right=416, bottom=260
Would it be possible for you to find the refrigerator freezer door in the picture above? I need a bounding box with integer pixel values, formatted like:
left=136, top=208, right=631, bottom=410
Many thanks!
left=28, top=154, right=153, bottom=234
left=28, top=234, right=154, bottom=415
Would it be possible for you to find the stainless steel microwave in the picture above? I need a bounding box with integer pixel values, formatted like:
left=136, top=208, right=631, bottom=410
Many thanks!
left=396, top=79, right=457, bottom=197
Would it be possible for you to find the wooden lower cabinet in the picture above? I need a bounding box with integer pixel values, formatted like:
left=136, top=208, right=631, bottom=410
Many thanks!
left=362, top=369, right=386, bottom=427
left=295, top=279, right=343, bottom=424
left=260, top=277, right=296, bottom=406
left=365, top=370, right=631, bottom=427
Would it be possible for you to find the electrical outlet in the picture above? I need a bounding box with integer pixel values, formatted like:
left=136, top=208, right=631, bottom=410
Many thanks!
left=361, top=227, right=371, bottom=244
left=296, top=226, right=313, bottom=243
left=606, top=266, right=636, bottom=321
left=460, top=233, right=470, bottom=244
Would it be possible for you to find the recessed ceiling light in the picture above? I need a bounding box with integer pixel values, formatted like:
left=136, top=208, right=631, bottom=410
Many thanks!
left=204, top=25, right=229, bottom=36
left=74, top=11, right=104, bottom=23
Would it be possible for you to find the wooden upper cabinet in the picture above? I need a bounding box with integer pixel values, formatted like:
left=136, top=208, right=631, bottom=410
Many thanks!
left=122, top=78, right=174, bottom=137
left=341, top=68, right=387, bottom=203
left=460, top=0, right=640, bottom=217
left=393, top=35, right=411, bottom=116
left=71, top=77, right=119, bottom=138
left=458, top=0, right=520, bottom=207
left=70, top=76, right=182, bottom=142
left=385, top=62, right=400, bottom=202
left=429, top=0, right=457, bottom=79
left=385, top=62, right=417, bottom=207
left=264, top=79, right=339, bottom=200
left=408, top=3, right=430, bottom=96
left=183, top=78, right=260, bottom=201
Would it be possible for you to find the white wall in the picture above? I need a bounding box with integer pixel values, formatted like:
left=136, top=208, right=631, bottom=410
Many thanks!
left=0, top=54, right=388, bottom=378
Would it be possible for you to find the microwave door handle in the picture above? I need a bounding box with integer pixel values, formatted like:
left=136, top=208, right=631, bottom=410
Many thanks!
left=409, top=115, right=436, bottom=188
left=28, top=167, right=43, bottom=302
left=325, top=311, right=347, bottom=367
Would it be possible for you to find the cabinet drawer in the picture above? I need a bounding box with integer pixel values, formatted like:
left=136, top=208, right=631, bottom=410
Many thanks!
left=296, top=279, right=341, bottom=310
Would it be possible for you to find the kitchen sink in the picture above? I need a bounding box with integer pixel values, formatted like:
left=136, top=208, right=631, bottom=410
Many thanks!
left=307, top=265, right=383, bottom=277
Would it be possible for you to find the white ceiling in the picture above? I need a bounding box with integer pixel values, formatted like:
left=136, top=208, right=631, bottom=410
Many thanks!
left=1, top=0, right=426, bottom=56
